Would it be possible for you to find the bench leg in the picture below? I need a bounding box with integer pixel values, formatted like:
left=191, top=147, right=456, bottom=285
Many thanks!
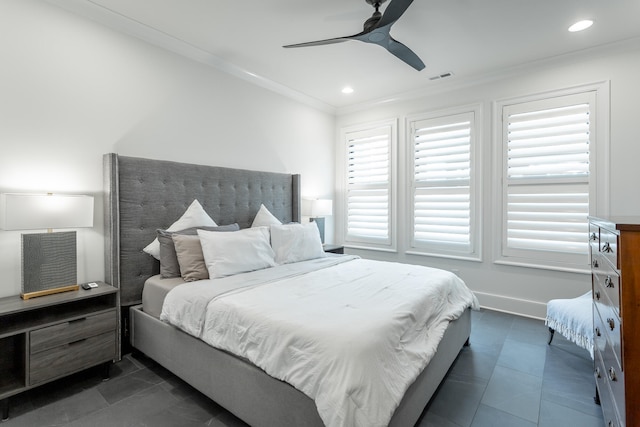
left=548, top=327, right=555, bottom=345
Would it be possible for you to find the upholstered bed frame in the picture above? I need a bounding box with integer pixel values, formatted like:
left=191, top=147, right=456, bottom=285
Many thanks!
left=104, top=153, right=471, bottom=427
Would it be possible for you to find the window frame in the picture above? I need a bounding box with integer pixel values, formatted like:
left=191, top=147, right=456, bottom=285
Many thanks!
left=340, top=119, right=398, bottom=252
left=405, top=104, right=483, bottom=261
left=493, top=82, right=610, bottom=273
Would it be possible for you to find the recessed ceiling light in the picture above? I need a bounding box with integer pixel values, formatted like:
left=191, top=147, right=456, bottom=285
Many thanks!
left=568, top=20, right=594, bottom=32
left=342, top=86, right=354, bottom=94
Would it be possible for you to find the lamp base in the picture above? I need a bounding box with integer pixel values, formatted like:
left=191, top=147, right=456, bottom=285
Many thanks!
left=310, top=217, right=325, bottom=244
left=21, top=284, right=80, bottom=300
left=21, top=231, right=78, bottom=299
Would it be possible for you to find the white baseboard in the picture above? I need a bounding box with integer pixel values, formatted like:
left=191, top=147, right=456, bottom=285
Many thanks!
left=474, top=291, right=548, bottom=320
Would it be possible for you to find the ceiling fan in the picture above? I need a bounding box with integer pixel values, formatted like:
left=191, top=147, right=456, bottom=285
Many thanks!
left=283, top=0, right=425, bottom=71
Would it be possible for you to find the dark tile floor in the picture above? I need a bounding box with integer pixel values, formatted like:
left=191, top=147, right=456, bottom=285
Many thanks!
left=3, top=309, right=603, bottom=426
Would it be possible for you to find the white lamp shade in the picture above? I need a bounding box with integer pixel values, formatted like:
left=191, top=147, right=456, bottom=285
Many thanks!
left=310, top=199, right=333, bottom=217
left=0, top=193, right=94, bottom=230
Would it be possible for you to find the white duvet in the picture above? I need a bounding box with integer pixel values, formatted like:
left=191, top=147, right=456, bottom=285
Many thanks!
left=161, top=256, right=478, bottom=427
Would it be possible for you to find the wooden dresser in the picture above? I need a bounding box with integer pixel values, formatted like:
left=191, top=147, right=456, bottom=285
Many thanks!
left=589, top=216, right=640, bottom=427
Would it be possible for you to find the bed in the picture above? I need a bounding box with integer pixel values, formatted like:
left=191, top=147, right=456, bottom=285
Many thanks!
left=103, top=153, right=477, bottom=427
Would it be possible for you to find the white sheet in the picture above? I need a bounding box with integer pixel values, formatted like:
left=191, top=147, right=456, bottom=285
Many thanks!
left=161, top=256, right=478, bottom=427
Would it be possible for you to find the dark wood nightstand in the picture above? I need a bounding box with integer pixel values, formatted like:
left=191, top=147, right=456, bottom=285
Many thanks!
left=0, top=282, right=118, bottom=420
left=323, top=244, right=345, bottom=254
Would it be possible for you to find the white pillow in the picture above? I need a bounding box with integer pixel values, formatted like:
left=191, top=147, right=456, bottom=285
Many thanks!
left=143, top=200, right=217, bottom=260
left=198, top=227, right=276, bottom=278
left=251, top=204, right=282, bottom=227
left=270, top=222, right=326, bottom=265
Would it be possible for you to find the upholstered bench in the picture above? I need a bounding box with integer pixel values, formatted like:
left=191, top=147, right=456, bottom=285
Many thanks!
left=545, top=291, right=594, bottom=358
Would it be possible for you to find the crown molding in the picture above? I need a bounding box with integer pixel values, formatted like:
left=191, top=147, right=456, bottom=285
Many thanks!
left=336, top=36, right=640, bottom=115
left=44, top=0, right=336, bottom=115
left=41, top=1, right=640, bottom=117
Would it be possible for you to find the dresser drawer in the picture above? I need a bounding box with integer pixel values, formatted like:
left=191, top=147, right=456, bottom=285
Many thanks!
left=589, top=224, right=600, bottom=258
left=30, top=310, right=116, bottom=354
left=602, top=335, right=626, bottom=426
left=29, top=331, right=116, bottom=385
left=594, top=305, right=607, bottom=356
left=595, top=349, right=623, bottom=427
left=594, top=302, right=622, bottom=372
left=593, top=264, right=621, bottom=316
left=599, top=228, right=619, bottom=269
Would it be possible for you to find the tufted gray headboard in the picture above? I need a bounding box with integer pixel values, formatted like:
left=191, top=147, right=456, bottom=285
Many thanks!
left=103, top=153, right=301, bottom=306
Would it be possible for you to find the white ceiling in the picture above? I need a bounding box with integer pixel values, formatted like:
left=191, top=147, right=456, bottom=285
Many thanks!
left=49, top=0, right=640, bottom=110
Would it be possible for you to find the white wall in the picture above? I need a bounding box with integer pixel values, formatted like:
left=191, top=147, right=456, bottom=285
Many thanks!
left=336, top=42, right=640, bottom=318
left=0, top=0, right=336, bottom=298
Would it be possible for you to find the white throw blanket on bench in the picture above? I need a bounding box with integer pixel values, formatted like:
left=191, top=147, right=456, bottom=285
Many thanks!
left=545, top=291, right=594, bottom=358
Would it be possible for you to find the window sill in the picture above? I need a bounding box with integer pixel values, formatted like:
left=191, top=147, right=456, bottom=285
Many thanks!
left=405, top=250, right=482, bottom=262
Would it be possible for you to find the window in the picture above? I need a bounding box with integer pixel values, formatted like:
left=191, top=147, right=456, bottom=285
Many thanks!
left=407, top=106, right=481, bottom=260
left=341, top=120, right=396, bottom=250
left=496, top=86, right=606, bottom=272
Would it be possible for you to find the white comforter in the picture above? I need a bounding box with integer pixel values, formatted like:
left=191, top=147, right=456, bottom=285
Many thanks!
left=161, top=256, right=478, bottom=427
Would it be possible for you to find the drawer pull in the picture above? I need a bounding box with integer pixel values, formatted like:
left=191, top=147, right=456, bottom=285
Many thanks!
left=605, top=276, right=614, bottom=288
left=602, top=242, right=613, bottom=253
left=595, top=291, right=601, bottom=300
left=68, top=338, right=87, bottom=346
left=590, top=232, right=598, bottom=241
left=608, top=367, right=617, bottom=382
left=607, top=318, right=616, bottom=331
left=595, top=327, right=601, bottom=337
left=592, top=259, right=599, bottom=268
left=595, top=366, right=601, bottom=378
left=68, top=317, right=87, bottom=324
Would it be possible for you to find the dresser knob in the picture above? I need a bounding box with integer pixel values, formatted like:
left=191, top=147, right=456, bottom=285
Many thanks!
left=609, top=367, right=617, bottom=382
left=595, top=366, right=601, bottom=378
left=595, top=291, right=601, bottom=300
left=607, top=318, right=615, bottom=331
left=590, top=232, right=598, bottom=241
left=595, top=327, right=601, bottom=337
left=592, top=259, right=599, bottom=268
left=605, top=276, right=614, bottom=288
left=602, top=242, right=613, bottom=253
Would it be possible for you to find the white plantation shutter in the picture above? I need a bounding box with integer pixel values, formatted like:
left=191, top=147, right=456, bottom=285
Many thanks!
left=345, top=125, right=393, bottom=247
left=409, top=111, right=478, bottom=258
left=502, top=92, right=595, bottom=268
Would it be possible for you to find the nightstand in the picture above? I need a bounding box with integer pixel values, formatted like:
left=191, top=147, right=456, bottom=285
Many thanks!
left=0, top=282, right=118, bottom=420
left=323, top=244, right=345, bottom=254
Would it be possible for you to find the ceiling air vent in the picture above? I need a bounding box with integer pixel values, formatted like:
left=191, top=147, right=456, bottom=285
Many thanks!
left=429, top=72, right=454, bottom=81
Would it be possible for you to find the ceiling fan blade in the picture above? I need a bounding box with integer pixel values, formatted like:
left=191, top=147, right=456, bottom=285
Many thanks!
left=283, top=36, right=353, bottom=48
left=377, top=0, right=415, bottom=28
left=387, top=37, right=425, bottom=70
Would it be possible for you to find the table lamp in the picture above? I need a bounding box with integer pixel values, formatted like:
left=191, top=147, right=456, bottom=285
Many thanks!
left=0, top=193, right=94, bottom=299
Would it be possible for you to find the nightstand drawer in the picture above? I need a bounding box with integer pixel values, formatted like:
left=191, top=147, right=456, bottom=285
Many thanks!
left=30, top=310, right=116, bottom=354
left=29, top=331, right=116, bottom=385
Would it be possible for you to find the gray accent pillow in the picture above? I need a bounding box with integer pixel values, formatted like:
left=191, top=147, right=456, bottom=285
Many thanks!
left=157, top=224, right=239, bottom=278
left=173, top=234, right=208, bottom=282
